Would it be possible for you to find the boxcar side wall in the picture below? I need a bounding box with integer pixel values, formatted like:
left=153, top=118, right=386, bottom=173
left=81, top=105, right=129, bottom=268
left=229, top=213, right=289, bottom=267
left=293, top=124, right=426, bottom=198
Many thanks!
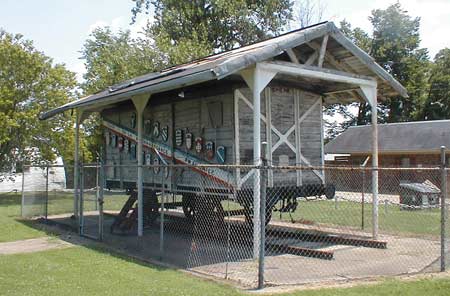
left=101, top=81, right=325, bottom=191
left=235, top=84, right=324, bottom=188
left=101, top=86, right=236, bottom=190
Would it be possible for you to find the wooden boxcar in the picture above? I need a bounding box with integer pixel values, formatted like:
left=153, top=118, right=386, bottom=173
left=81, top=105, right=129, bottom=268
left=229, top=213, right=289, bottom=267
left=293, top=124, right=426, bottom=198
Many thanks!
left=101, top=80, right=334, bottom=228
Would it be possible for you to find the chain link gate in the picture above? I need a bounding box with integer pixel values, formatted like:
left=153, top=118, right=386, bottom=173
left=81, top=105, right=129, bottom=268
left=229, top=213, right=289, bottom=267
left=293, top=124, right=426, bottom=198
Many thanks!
left=79, top=163, right=104, bottom=240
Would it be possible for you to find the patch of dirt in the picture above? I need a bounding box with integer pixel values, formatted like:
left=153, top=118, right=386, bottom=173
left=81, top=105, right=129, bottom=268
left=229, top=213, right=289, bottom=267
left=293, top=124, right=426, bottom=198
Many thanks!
left=0, top=237, right=73, bottom=255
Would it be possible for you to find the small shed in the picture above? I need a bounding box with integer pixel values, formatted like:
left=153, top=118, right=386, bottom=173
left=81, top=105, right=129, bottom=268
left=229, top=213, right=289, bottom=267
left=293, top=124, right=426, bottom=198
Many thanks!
left=41, top=21, right=407, bottom=243
left=399, top=181, right=441, bottom=209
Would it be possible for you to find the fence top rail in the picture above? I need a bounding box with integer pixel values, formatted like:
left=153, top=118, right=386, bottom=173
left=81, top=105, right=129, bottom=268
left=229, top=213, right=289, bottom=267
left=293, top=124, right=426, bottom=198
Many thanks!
left=95, top=163, right=442, bottom=171
left=22, top=163, right=443, bottom=171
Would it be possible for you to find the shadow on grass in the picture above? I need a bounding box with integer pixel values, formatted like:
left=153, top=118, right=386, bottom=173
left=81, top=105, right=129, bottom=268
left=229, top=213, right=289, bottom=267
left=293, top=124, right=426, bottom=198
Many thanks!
left=16, top=218, right=170, bottom=272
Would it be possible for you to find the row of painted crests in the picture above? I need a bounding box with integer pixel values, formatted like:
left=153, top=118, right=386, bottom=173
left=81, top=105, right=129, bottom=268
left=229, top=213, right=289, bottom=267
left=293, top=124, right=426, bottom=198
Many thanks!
left=105, top=118, right=227, bottom=166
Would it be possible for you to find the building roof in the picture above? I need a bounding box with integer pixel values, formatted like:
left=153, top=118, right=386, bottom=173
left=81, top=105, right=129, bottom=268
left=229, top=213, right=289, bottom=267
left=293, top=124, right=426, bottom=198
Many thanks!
left=325, top=120, right=450, bottom=154
left=41, top=21, right=408, bottom=120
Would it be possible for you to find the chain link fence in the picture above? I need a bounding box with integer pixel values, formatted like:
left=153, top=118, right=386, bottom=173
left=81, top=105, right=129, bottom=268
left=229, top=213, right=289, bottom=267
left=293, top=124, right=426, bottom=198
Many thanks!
left=21, top=162, right=450, bottom=288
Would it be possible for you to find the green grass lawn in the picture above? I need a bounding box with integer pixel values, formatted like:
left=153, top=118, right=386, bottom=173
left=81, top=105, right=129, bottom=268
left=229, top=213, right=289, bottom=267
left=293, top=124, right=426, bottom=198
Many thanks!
left=223, top=198, right=442, bottom=237
left=0, top=192, right=45, bottom=242
left=1, top=246, right=450, bottom=296
left=277, top=199, right=441, bottom=237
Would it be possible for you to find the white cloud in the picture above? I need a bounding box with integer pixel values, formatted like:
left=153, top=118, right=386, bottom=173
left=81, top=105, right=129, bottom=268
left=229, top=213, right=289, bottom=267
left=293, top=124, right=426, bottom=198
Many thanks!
left=87, top=13, right=153, bottom=39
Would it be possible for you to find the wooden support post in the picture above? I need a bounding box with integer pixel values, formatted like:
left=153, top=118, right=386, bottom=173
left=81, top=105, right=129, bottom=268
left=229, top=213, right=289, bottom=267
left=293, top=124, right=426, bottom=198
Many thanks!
left=74, top=110, right=82, bottom=219
left=240, top=65, right=276, bottom=259
left=132, top=94, right=150, bottom=237
left=360, top=85, right=378, bottom=239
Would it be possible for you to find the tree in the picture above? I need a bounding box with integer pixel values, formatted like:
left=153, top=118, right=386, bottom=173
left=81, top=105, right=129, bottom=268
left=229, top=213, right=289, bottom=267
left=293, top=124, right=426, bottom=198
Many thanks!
left=132, top=0, right=293, bottom=65
left=0, top=30, right=80, bottom=178
left=293, top=0, right=326, bottom=28
left=325, top=4, right=431, bottom=140
left=370, top=3, right=430, bottom=123
left=80, top=27, right=163, bottom=94
left=421, top=48, right=450, bottom=120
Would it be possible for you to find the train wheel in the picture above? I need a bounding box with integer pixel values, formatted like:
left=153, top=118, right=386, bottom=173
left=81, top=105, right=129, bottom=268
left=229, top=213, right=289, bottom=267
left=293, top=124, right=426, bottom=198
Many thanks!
left=182, top=194, right=197, bottom=222
left=143, top=190, right=159, bottom=225
left=324, top=185, right=336, bottom=200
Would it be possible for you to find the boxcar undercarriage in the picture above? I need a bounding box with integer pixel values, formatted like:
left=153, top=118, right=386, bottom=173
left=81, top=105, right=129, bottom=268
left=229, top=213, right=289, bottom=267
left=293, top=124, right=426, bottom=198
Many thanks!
left=107, top=180, right=335, bottom=234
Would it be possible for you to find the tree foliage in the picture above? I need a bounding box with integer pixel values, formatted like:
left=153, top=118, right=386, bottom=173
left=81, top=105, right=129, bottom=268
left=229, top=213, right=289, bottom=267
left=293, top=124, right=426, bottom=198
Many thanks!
left=80, top=27, right=163, bottom=94
left=132, top=0, right=293, bottom=66
left=0, top=30, right=81, bottom=176
left=325, top=3, right=432, bottom=140
left=421, top=48, right=450, bottom=120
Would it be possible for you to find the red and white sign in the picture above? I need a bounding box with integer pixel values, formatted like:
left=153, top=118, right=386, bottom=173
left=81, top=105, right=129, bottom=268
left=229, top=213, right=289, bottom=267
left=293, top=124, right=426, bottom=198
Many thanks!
left=195, top=137, right=203, bottom=154
left=205, top=141, right=215, bottom=160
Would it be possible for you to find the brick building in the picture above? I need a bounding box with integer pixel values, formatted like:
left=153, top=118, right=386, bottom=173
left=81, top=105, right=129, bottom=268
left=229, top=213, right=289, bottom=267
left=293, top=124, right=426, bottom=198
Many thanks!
left=324, top=120, right=450, bottom=193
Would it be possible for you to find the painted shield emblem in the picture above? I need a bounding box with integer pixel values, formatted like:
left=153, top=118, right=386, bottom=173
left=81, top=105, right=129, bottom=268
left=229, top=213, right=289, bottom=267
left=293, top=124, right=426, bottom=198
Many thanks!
left=105, top=131, right=110, bottom=146
left=144, top=120, right=152, bottom=135
left=130, top=142, right=136, bottom=159
left=118, top=137, right=124, bottom=151
left=175, top=129, right=183, bottom=146
left=152, top=121, right=160, bottom=138
left=153, top=157, right=160, bottom=174
left=130, top=112, right=136, bottom=128
left=205, top=141, right=215, bottom=160
left=145, top=151, right=152, bottom=165
left=216, top=146, right=226, bottom=164
left=185, top=133, right=193, bottom=150
left=124, top=138, right=129, bottom=153
left=111, top=134, right=117, bottom=147
left=195, top=137, right=203, bottom=154
left=161, top=126, right=169, bottom=142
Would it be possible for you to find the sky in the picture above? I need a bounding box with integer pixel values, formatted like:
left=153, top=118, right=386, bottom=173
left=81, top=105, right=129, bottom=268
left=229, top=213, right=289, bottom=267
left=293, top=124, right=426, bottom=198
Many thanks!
left=1, top=0, right=449, bottom=82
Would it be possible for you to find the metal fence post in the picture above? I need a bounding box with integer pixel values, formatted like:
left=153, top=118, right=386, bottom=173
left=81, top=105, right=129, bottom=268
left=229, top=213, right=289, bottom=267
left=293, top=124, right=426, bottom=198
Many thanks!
left=21, top=165, right=25, bottom=218
left=159, top=165, right=166, bottom=260
left=98, top=160, right=105, bottom=241
left=361, top=167, right=365, bottom=229
left=440, top=146, right=447, bottom=272
left=45, top=166, right=49, bottom=220
left=79, top=163, right=84, bottom=235
left=95, top=158, right=99, bottom=211
left=258, top=142, right=267, bottom=289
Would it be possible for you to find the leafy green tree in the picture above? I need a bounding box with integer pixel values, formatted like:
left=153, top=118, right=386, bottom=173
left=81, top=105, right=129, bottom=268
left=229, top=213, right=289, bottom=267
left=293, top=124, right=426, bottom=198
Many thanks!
left=421, top=48, right=450, bottom=120
left=370, top=3, right=430, bottom=123
left=132, top=0, right=293, bottom=65
left=325, top=4, right=431, bottom=140
left=0, top=30, right=82, bottom=178
left=80, top=27, right=163, bottom=94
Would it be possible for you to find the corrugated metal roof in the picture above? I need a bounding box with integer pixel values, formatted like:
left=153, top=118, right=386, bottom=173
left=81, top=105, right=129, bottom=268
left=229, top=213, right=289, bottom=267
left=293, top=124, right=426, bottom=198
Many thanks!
left=40, top=21, right=407, bottom=120
left=325, top=120, right=450, bottom=154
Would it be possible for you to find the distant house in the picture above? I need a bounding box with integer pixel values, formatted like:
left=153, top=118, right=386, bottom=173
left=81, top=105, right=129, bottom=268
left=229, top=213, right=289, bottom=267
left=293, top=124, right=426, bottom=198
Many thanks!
left=325, top=120, right=450, bottom=194
left=325, top=120, right=450, bottom=168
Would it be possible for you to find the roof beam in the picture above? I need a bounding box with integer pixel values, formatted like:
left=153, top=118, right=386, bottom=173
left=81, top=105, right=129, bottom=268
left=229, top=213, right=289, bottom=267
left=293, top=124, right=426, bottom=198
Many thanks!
left=317, top=34, right=329, bottom=67
left=259, top=61, right=377, bottom=88
left=329, top=29, right=408, bottom=98
left=305, top=51, right=318, bottom=66
left=285, top=49, right=300, bottom=64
